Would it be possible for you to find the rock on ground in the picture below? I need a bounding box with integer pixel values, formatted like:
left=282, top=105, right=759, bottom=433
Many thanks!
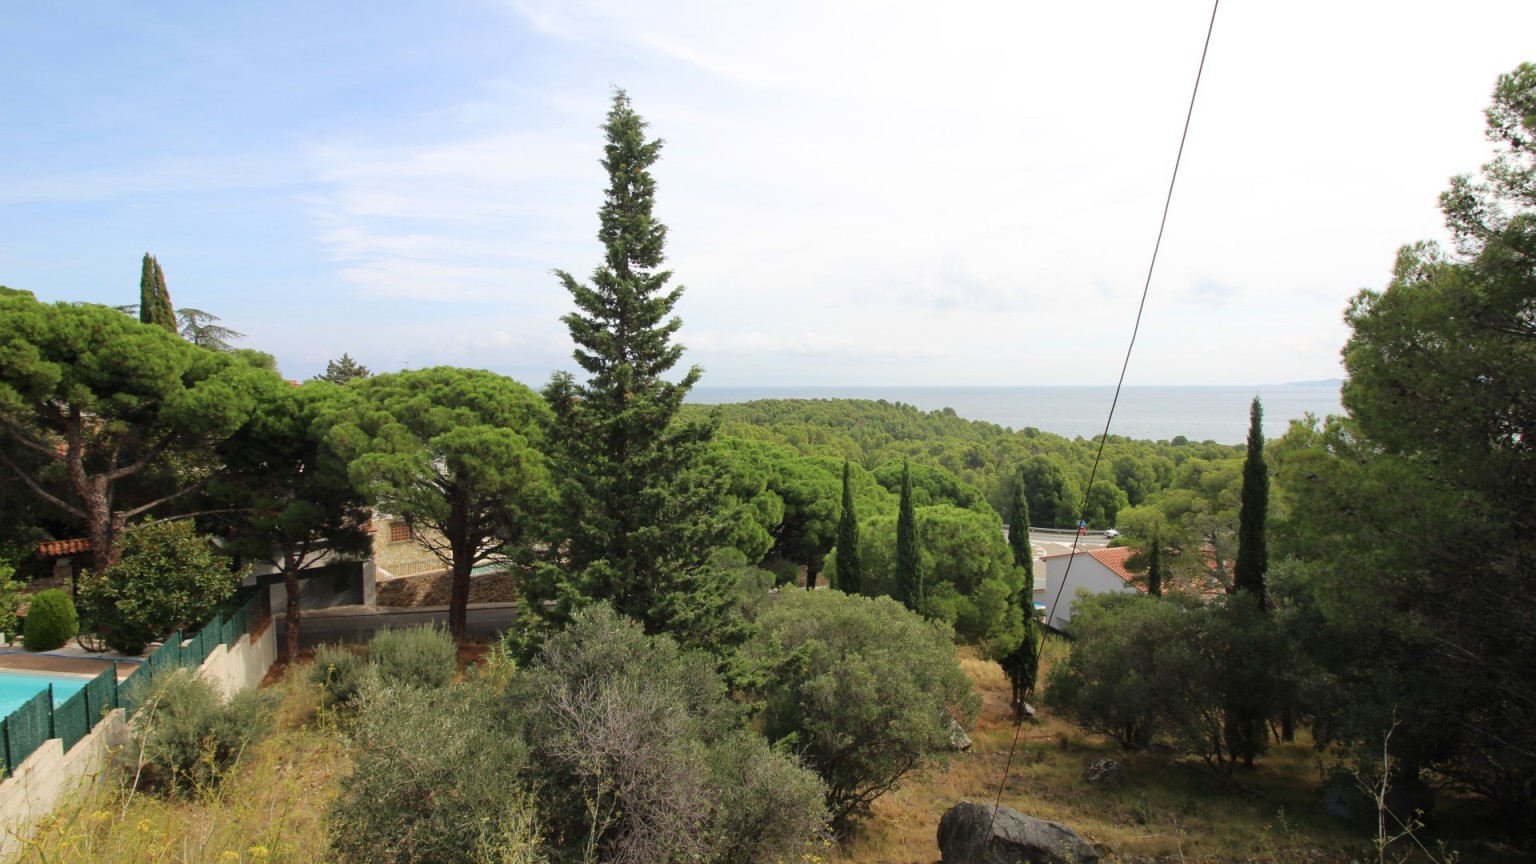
left=938, top=801, right=1100, bottom=864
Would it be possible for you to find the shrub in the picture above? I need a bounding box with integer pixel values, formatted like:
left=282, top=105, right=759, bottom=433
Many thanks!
left=369, top=624, right=456, bottom=689
left=309, top=645, right=369, bottom=710
left=328, top=679, right=530, bottom=864
left=131, top=668, right=275, bottom=796
left=746, top=590, right=980, bottom=833
left=1045, top=591, right=1287, bottom=776
left=0, top=560, right=23, bottom=637
left=78, top=520, right=240, bottom=655
left=23, top=588, right=78, bottom=651
left=512, top=604, right=829, bottom=863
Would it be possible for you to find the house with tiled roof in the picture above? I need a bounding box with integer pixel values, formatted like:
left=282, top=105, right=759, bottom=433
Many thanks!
left=1038, top=546, right=1143, bottom=629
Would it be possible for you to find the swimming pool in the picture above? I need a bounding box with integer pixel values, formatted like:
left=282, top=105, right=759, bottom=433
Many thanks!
left=0, top=670, right=91, bottom=717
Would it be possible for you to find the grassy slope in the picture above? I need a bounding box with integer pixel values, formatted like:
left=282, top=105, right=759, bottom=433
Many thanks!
left=839, top=643, right=1363, bottom=863
left=18, top=644, right=1508, bottom=864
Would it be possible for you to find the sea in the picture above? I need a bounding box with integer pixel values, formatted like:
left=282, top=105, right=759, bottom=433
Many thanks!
left=687, top=384, right=1345, bottom=445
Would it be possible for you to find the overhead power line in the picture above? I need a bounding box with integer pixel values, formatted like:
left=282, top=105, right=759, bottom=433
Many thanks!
left=993, top=0, right=1222, bottom=831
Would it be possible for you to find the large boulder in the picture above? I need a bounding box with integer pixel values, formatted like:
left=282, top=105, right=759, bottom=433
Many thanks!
left=938, top=801, right=1100, bottom=864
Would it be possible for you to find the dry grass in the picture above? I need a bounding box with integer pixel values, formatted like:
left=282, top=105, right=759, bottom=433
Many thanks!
left=11, top=666, right=347, bottom=864
left=835, top=640, right=1367, bottom=864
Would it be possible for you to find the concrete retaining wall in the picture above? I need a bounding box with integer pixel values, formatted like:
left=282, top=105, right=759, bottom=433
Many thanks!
left=0, top=618, right=276, bottom=861
left=0, top=709, right=128, bottom=860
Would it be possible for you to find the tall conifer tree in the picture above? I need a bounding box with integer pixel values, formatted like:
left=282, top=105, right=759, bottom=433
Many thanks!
left=526, top=89, right=736, bottom=651
left=834, top=459, right=861, bottom=594
left=895, top=460, right=923, bottom=613
left=1000, top=476, right=1040, bottom=719
left=1225, top=396, right=1270, bottom=768
left=138, top=253, right=175, bottom=333
left=1147, top=530, right=1164, bottom=598
left=1234, top=397, right=1268, bottom=610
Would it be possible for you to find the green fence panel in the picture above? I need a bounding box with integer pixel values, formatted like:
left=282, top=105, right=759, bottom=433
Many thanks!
left=189, top=621, right=216, bottom=666
left=5, top=688, right=53, bottom=771
left=84, top=665, right=118, bottom=721
left=55, top=686, right=90, bottom=753
left=1, top=717, right=8, bottom=774
left=119, top=672, right=145, bottom=718
left=157, top=631, right=183, bottom=671
left=221, top=611, right=238, bottom=647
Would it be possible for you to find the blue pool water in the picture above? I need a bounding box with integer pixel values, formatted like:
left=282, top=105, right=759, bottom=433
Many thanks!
left=0, top=671, right=91, bottom=717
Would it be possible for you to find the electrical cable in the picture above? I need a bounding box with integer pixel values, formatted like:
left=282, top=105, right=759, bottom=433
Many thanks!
left=991, top=0, right=1221, bottom=833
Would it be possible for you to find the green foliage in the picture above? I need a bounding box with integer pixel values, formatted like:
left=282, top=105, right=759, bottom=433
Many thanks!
left=873, top=459, right=991, bottom=515
left=308, top=646, right=368, bottom=711
left=746, top=590, right=979, bottom=832
left=0, top=288, right=276, bottom=574
left=131, top=668, right=275, bottom=797
left=855, top=504, right=1020, bottom=646
left=834, top=459, right=862, bottom=593
left=0, top=559, right=25, bottom=637
left=316, top=353, right=371, bottom=384
left=999, top=478, right=1040, bottom=711
left=1273, top=65, right=1536, bottom=823
left=1017, top=454, right=1082, bottom=528
left=176, top=308, right=243, bottom=351
left=22, top=588, right=77, bottom=650
left=1047, top=592, right=1286, bottom=776
left=511, top=604, right=828, bottom=863
left=368, top=624, right=457, bottom=690
left=79, top=519, right=240, bottom=655
left=214, top=380, right=371, bottom=658
left=531, top=89, right=739, bottom=654
left=138, top=253, right=175, bottom=333
left=895, top=461, right=923, bottom=613
left=1233, top=397, right=1268, bottom=610
left=329, top=679, right=531, bottom=864
left=325, top=366, right=552, bottom=640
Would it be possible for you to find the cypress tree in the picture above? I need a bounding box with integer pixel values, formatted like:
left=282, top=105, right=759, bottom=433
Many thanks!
left=1000, top=475, right=1040, bottom=720
left=138, top=253, right=175, bottom=333
left=895, top=460, right=923, bottom=613
left=834, top=459, right=861, bottom=594
left=528, top=89, right=736, bottom=652
left=1147, top=530, right=1164, bottom=597
left=1234, top=397, right=1268, bottom=610
left=1225, top=396, right=1270, bottom=768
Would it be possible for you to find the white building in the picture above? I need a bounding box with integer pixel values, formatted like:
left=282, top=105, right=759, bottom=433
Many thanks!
left=1038, top=547, right=1143, bottom=630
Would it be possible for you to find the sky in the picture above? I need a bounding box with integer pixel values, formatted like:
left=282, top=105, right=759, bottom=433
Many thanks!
left=2, top=1, right=1533, bottom=387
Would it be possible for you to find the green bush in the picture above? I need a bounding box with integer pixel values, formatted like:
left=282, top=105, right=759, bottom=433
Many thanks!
left=309, top=645, right=369, bottom=710
left=369, top=624, right=456, bottom=689
left=746, top=590, right=980, bottom=833
left=23, top=588, right=78, bottom=651
left=78, top=520, right=241, bottom=655
left=512, top=604, right=828, bottom=863
left=0, top=560, right=26, bottom=638
left=1045, top=592, right=1287, bottom=777
left=328, top=680, right=530, bottom=864
left=131, top=668, right=275, bottom=796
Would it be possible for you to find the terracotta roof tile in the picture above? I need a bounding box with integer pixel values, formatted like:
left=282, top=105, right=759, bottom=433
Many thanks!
left=38, top=537, right=92, bottom=558
left=1086, top=547, right=1140, bottom=588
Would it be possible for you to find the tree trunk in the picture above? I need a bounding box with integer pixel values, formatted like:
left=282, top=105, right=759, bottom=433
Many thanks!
left=284, top=548, right=301, bottom=660
left=449, top=558, right=472, bottom=641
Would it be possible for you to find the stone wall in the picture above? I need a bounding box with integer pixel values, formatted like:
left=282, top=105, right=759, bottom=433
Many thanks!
left=372, top=519, right=446, bottom=578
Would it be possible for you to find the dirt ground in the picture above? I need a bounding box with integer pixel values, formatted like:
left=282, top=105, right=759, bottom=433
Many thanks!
left=374, top=569, right=519, bottom=607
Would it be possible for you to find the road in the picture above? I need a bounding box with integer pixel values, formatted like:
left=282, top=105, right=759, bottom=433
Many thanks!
left=1025, top=526, right=1112, bottom=560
